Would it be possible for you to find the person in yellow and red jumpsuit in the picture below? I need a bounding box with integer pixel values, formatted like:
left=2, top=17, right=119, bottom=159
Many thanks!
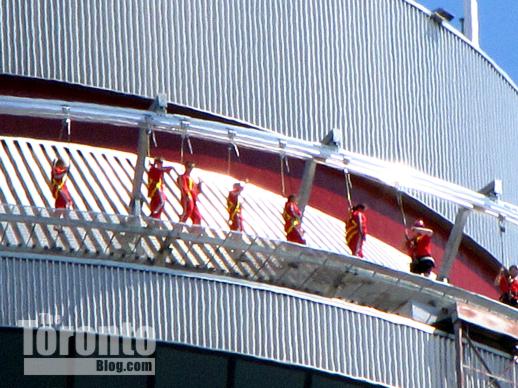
left=283, top=194, right=306, bottom=244
left=227, top=182, right=244, bottom=232
left=50, top=158, right=73, bottom=210
left=345, top=204, right=367, bottom=258
left=177, top=161, right=202, bottom=225
left=147, top=157, right=173, bottom=219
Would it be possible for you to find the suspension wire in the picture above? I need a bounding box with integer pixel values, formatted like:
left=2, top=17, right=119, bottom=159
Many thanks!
left=284, top=156, right=292, bottom=195
left=147, top=132, right=151, bottom=157
left=498, top=215, right=506, bottom=260
left=226, top=133, right=240, bottom=176
left=227, top=145, right=232, bottom=176
left=180, top=134, right=193, bottom=164
left=344, top=169, right=353, bottom=209
left=283, top=154, right=290, bottom=174
left=56, top=110, right=72, bottom=171
left=279, top=154, right=292, bottom=197
left=280, top=155, right=286, bottom=196
left=227, top=143, right=241, bottom=175
left=180, top=120, right=193, bottom=164
left=287, top=172, right=294, bottom=196
left=144, top=117, right=154, bottom=158
left=396, top=188, right=409, bottom=239
left=180, top=136, right=185, bottom=163
left=151, top=130, right=158, bottom=149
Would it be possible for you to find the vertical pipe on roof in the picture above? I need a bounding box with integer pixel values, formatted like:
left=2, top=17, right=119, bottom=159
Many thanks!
left=464, top=0, right=479, bottom=48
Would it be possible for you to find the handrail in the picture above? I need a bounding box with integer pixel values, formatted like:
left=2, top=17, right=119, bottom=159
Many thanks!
left=1, top=94, right=518, bottom=226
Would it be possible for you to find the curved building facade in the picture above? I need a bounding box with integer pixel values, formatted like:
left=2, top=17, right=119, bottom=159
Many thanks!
left=1, top=2, right=518, bottom=387
left=0, top=93, right=516, bottom=387
left=1, top=254, right=516, bottom=387
left=1, top=0, right=518, bottom=263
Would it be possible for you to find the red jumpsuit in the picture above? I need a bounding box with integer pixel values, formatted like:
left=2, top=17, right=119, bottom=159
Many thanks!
left=51, top=164, right=72, bottom=209
left=407, top=234, right=432, bottom=259
left=283, top=200, right=306, bottom=244
left=406, top=234, right=435, bottom=275
left=147, top=164, right=173, bottom=219
left=498, top=273, right=518, bottom=306
left=345, top=209, right=367, bottom=258
left=178, top=173, right=201, bottom=224
left=510, top=278, right=518, bottom=306
left=227, top=190, right=243, bottom=232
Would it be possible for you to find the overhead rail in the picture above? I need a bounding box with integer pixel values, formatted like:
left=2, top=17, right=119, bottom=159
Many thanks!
left=1, top=95, right=518, bottom=225
left=0, top=202, right=516, bottom=327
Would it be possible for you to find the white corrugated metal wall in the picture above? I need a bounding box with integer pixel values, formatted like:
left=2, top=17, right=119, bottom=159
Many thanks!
left=3, top=254, right=515, bottom=387
left=1, top=0, right=518, bottom=265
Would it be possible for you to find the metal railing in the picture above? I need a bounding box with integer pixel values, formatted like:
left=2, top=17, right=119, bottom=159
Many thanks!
left=0, top=202, right=517, bottom=325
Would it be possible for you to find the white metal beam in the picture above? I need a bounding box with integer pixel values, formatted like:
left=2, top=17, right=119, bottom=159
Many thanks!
left=1, top=95, right=518, bottom=226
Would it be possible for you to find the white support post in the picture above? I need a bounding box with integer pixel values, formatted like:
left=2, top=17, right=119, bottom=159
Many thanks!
left=438, top=207, right=472, bottom=282
left=464, top=0, right=479, bottom=48
left=129, top=125, right=149, bottom=218
left=297, top=129, right=341, bottom=213
left=438, top=179, right=502, bottom=281
left=298, top=159, right=317, bottom=214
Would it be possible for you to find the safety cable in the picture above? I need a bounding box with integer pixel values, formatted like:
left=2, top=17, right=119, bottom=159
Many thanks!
left=227, top=145, right=232, bottom=176
left=498, top=215, right=506, bottom=260
left=227, top=130, right=240, bottom=176
left=396, top=188, right=409, bottom=239
left=180, top=120, right=193, bottom=163
left=344, top=170, right=353, bottom=209
left=280, top=155, right=286, bottom=196
left=279, top=139, right=290, bottom=196
left=151, top=130, right=158, bottom=150
left=279, top=154, right=294, bottom=197
left=180, top=134, right=193, bottom=163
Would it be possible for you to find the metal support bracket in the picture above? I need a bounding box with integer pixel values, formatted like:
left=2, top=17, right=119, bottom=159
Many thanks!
left=149, top=94, right=168, bottom=116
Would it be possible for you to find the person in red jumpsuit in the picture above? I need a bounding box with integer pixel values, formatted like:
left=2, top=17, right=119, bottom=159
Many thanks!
left=177, top=161, right=202, bottom=225
left=345, top=203, right=367, bottom=258
left=405, top=219, right=435, bottom=276
left=227, top=182, right=244, bottom=232
left=283, top=194, right=306, bottom=244
left=50, top=158, right=73, bottom=210
left=510, top=267, right=518, bottom=308
left=495, top=265, right=518, bottom=307
left=147, top=157, right=173, bottom=219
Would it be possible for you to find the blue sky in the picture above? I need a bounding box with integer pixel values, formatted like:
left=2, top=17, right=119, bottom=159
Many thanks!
left=416, top=0, right=518, bottom=85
